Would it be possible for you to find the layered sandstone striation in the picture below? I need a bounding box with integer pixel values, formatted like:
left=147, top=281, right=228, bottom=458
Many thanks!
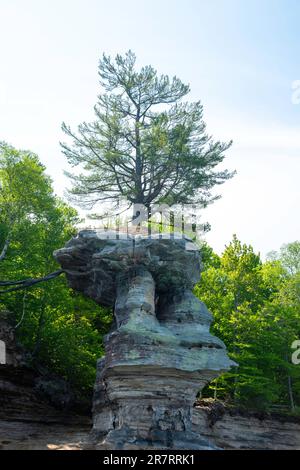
left=54, top=230, right=236, bottom=449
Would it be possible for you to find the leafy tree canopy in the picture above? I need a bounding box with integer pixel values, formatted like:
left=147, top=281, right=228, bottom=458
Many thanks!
left=268, top=241, right=300, bottom=276
left=196, top=236, right=300, bottom=412
left=0, top=143, right=111, bottom=392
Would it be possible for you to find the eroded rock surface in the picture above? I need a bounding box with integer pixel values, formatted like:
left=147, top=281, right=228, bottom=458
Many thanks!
left=54, top=230, right=236, bottom=449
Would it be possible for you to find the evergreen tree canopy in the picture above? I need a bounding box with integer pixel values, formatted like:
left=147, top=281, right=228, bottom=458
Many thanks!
left=61, top=51, right=234, bottom=211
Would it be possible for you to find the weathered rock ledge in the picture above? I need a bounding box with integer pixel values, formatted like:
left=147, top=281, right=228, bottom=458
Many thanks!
left=192, top=402, right=300, bottom=450
left=0, top=406, right=299, bottom=450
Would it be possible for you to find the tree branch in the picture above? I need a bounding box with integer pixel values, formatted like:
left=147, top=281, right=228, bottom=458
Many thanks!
left=0, top=270, right=64, bottom=294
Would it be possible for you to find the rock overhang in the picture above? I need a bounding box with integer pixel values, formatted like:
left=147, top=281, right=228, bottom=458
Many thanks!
left=54, top=230, right=201, bottom=306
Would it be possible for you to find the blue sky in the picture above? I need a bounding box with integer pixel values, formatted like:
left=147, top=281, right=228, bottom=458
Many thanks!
left=1, top=0, right=299, bottom=256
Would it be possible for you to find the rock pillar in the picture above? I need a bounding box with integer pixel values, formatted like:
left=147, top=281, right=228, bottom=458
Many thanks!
left=54, top=231, right=236, bottom=449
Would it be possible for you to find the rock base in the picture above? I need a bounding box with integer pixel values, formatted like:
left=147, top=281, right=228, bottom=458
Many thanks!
left=92, top=365, right=219, bottom=449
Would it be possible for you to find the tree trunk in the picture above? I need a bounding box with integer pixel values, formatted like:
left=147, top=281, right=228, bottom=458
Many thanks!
left=287, top=375, right=295, bottom=411
left=214, top=379, right=218, bottom=400
left=0, top=234, right=11, bottom=262
left=32, top=304, right=46, bottom=359
left=285, top=351, right=295, bottom=411
left=147, top=205, right=151, bottom=237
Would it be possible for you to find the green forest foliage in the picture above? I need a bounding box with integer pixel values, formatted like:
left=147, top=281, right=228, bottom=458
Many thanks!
left=195, top=237, right=300, bottom=412
left=0, top=143, right=111, bottom=393
left=1, top=143, right=299, bottom=412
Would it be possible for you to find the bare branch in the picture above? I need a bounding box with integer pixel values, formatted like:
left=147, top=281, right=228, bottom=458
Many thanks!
left=0, top=270, right=64, bottom=295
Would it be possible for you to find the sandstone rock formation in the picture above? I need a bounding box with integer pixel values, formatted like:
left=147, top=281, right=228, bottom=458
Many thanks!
left=192, top=401, right=300, bottom=450
left=54, top=230, right=236, bottom=449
